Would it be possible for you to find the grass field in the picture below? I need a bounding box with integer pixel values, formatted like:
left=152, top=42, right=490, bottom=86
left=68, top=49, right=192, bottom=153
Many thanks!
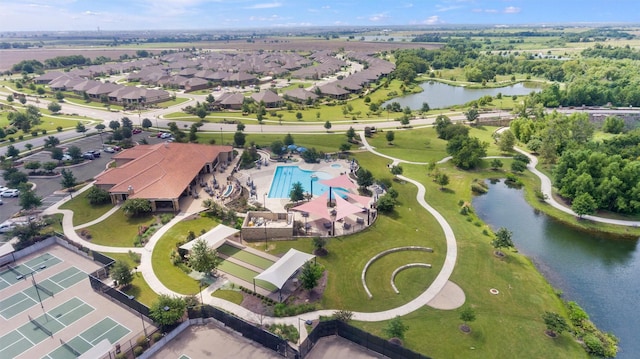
left=211, top=289, right=243, bottom=305
left=216, top=244, right=274, bottom=270
left=80, top=209, right=154, bottom=247
left=197, top=132, right=348, bottom=154
left=151, top=216, right=220, bottom=295
left=217, top=260, right=277, bottom=291
left=59, top=190, right=113, bottom=226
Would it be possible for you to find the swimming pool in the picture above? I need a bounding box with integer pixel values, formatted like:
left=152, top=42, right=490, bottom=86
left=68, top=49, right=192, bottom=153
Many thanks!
left=268, top=166, right=343, bottom=199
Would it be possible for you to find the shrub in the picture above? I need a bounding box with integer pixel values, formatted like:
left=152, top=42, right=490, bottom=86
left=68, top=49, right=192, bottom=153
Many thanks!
left=160, top=213, right=174, bottom=224
left=136, top=335, right=148, bottom=348
left=265, top=323, right=299, bottom=343
left=133, top=345, right=144, bottom=357
left=273, top=303, right=316, bottom=317
left=151, top=332, right=163, bottom=342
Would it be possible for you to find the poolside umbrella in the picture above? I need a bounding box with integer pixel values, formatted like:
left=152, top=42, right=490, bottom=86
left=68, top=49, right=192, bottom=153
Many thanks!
left=320, top=174, right=357, bottom=204
left=287, top=144, right=298, bottom=151
left=297, top=147, right=307, bottom=152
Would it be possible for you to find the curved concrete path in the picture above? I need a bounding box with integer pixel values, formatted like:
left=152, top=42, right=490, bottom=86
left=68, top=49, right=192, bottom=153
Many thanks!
left=515, top=147, right=640, bottom=227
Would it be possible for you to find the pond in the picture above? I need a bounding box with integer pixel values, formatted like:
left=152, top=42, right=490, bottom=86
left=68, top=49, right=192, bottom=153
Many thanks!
left=383, top=81, right=542, bottom=110
left=472, top=180, right=639, bottom=359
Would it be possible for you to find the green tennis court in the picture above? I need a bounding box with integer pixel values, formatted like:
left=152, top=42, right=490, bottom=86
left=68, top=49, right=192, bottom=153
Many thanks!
left=216, top=244, right=275, bottom=270
left=218, top=260, right=277, bottom=291
left=43, top=317, right=130, bottom=359
left=0, top=267, right=86, bottom=319
left=0, top=253, right=62, bottom=290
left=179, top=355, right=192, bottom=359
left=0, top=297, right=95, bottom=359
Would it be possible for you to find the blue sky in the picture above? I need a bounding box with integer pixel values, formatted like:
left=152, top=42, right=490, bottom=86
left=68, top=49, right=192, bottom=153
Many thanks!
left=0, top=0, right=636, bottom=31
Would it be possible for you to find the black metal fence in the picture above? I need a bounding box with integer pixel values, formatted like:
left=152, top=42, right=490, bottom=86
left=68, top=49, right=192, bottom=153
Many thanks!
left=88, top=273, right=151, bottom=317
left=190, top=305, right=296, bottom=357
left=299, top=320, right=431, bottom=359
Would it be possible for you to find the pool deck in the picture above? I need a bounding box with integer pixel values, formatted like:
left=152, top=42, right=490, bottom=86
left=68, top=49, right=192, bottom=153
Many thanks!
left=237, top=157, right=355, bottom=213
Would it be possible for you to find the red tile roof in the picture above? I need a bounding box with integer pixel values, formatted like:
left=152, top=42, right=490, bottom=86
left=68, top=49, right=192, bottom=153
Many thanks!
left=95, top=143, right=232, bottom=200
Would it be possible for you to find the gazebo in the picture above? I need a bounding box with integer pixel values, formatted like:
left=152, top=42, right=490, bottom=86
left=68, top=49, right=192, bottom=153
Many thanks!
left=253, top=248, right=315, bottom=301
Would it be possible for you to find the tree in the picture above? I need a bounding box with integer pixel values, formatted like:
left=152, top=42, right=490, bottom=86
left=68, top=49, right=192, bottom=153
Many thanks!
left=149, top=294, right=186, bottom=327
left=572, top=192, right=597, bottom=218
left=86, top=186, right=110, bottom=205
left=51, top=147, right=64, bottom=163
left=324, top=121, right=332, bottom=132
left=122, top=199, right=152, bottom=216
left=490, top=158, right=503, bottom=170
left=206, top=94, right=215, bottom=104
left=465, top=108, right=480, bottom=123
left=75, top=122, right=86, bottom=134
left=233, top=131, right=246, bottom=147
left=142, top=118, right=153, bottom=129
left=24, top=161, right=41, bottom=173
left=270, top=140, right=285, bottom=158
left=339, top=143, right=351, bottom=153
left=299, top=261, right=323, bottom=291
left=498, top=130, right=516, bottom=152
left=121, top=117, right=133, bottom=129
left=390, top=165, right=403, bottom=178
left=60, top=169, right=77, bottom=190
left=447, top=136, right=488, bottom=170
left=384, top=316, right=409, bottom=340
left=195, top=106, right=208, bottom=120
left=346, top=127, right=356, bottom=141
left=435, top=172, right=449, bottom=190
left=312, top=236, right=328, bottom=256
left=111, top=260, right=133, bottom=288
left=296, top=112, right=303, bottom=121
left=511, top=160, right=527, bottom=173
left=47, top=101, right=61, bottom=114
left=108, top=120, right=120, bottom=131
left=289, top=181, right=305, bottom=202
left=44, top=136, right=60, bottom=148
left=7, top=94, right=14, bottom=102
left=6, top=145, right=19, bottom=158
left=421, top=102, right=430, bottom=113
left=283, top=133, right=294, bottom=146
left=67, top=145, right=82, bottom=160
left=542, top=312, right=570, bottom=337
left=376, top=193, right=396, bottom=213
left=602, top=116, right=625, bottom=134
left=54, top=91, right=64, bottom=101
left=19, top=96, right=27, bottom=105
left=356, top=168, right=374, bottom=188
left=236, top=123, right=246, bottom=132
left=492, top=227, right=514, bottom=256
left=188, top=239, right=221, bottom=275
left=459, top=307, right=477, bottom=332
left=42, top=162, right=57, bottom=173
left=19, top=188, right=42, bottom=212
left=386, top=131, right=395, bottom=144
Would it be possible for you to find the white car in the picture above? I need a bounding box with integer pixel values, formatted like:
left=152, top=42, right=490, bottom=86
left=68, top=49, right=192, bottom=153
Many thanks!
left=104, top=147, right=115, bottom=153
left=61, top=154, right=72, bottom=161
left=160, top=132, right=172, bottom=139
left=0, top=221, right=16, bottom=233
left=1, top=189, right=20, bottom=198
left=0, top=186, right=8, bottom=193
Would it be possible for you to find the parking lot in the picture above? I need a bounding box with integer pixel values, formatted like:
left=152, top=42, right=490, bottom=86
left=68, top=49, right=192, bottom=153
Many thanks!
left=0, top=131, right=160, bottom=225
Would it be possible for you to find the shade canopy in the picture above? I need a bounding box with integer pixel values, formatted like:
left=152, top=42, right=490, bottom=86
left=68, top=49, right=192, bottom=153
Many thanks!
left=345, top=192, right=373, bottom=208
left=320, top=174, right=357, bottom=190
left=334, top=194, right=366, bottom=221
left=180, top=224, right=239, bottom=251
left=291, top=192, right=331, bottom=220
left=254, top=249, right=315, bottom=290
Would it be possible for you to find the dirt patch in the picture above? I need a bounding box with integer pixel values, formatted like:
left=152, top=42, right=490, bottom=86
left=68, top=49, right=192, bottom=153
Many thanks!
left=239, top=271, right=328, bottom=315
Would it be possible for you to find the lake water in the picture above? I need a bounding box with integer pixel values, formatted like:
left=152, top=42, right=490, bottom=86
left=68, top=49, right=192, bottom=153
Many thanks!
left=472, top=180, right=639, bottom=359
left=383, top=81, right=542, bottom=110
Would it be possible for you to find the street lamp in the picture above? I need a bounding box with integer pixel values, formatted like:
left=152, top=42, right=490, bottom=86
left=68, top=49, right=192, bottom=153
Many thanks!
left=263, top=192, right=267, bottom=209
left=220, top=127, right=223, bottom=144
left=128, top=295, right=148, bottom=338
left=155, top=116, right=159, bottom=130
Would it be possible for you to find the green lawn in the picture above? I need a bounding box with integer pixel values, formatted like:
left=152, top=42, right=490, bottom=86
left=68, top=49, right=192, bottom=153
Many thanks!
left=211, top=289, right=243, bottom=305
left=216, top=244, right=274, bottom=270
left=156, top=97, right=190, bottom=108
left=196, top=132, right=347, bottom=154
left=63, top=97, right=124, bottom=111
left=151, top=216, right=220, bottom=295
left=101, top=252, right=157, bottom=306
left=80, top=209, right=154, bottom=247
left=217, top=259, right=277, bottom=291
left=59, top=190, right=113, bottom=226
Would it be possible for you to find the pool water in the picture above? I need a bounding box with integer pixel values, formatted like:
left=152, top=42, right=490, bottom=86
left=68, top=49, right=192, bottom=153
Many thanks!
left=268, top=166, right=343, bottom=199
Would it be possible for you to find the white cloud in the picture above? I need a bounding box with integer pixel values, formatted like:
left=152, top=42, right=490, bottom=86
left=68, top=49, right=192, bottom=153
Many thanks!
left=436, top=5, right=462, bottom=12
left=369, top=13, right=389, bottom=22
left=504, top=6, right=521, bottom=14
left=423, top=15, right=441, bottom=25
left=84, top=11, right=100, bottom=16
left=245, top=2, right=282, bottom=10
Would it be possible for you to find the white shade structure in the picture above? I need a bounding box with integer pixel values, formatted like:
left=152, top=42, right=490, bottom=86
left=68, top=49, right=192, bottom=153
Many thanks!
left=179, top=224, right=239, bottom=251
left=254, top=248, right=315, bottom=291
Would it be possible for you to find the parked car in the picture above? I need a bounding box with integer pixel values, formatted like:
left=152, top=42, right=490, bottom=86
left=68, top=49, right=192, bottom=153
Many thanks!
left=160, top=132, right=172, bottom=139
left=82, top=152, right=95, bottom=160
left=113, top=145, right=122, bottom=151
left=88, top=150, right=101, bottom=158
left=132, top=128, right=142, bottom=134
left=1, top=189, right=20, bottom=197
left=0, top=186, right=8, bottom=193
left=103, top=147, right=115, bottom=153
left=156, top=132, right=164, bottom=138
left=61, top=154, right=72, bottom=161
left=0, top=221, right=16, bottom=233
